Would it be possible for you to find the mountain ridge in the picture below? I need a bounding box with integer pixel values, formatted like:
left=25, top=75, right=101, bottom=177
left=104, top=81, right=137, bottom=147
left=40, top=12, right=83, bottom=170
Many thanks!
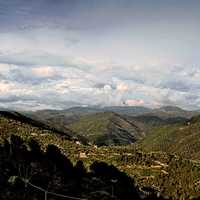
left=68, top=112, right=143, bottom=146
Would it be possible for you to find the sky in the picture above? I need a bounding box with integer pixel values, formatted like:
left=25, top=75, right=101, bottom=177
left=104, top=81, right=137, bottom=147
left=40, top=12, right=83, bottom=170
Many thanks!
left=0, top=0, right=200, bottom=110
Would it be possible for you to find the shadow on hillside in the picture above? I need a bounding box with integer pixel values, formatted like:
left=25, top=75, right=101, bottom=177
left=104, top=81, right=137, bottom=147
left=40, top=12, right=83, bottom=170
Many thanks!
left=0, top=134, right=167, bottom=200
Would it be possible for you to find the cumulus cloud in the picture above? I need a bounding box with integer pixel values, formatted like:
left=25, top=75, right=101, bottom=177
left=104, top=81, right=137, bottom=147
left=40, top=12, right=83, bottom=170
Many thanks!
left=0, top=60, right=200, bottom=111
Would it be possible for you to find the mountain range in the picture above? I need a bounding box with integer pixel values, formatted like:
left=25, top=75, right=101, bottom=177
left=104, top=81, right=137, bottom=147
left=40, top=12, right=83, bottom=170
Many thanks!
left=3, top=105, right=200, bottom=160
left=24, top=105, right=199, bottom=146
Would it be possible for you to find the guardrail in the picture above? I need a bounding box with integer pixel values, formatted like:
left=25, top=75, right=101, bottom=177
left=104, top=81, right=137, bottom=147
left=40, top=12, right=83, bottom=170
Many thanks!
left=22, top=178, right=88, bottom=200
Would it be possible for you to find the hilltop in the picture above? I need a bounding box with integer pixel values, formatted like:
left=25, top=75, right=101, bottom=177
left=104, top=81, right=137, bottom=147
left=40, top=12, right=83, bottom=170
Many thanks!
left=148, top=106, right=199, bottom=119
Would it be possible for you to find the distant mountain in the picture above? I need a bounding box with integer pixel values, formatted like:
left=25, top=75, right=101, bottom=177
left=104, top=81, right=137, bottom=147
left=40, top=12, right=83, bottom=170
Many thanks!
left=149, top=106, right=199, bottom=119
left=133, top=115, right=187, bottom=126
left=30, top=105, right=153, bottom=118
left=30, top=105, right=200, bottom=119
left=27, top=109, right=80, bottom=127
left=139, top=114, right=200, bottom=160
left=124, top=115, right=187, bottom=134
left=104, top=106, right=152, bottom=116
left=68, top=112, right=143, bottom=146
left=156, top=106, right=185, bottom=112
left=63, top=106, right=152, bottom=116
left=66, top=106, right=102, bottom=114
left=27, top=107, right=102, bottom=127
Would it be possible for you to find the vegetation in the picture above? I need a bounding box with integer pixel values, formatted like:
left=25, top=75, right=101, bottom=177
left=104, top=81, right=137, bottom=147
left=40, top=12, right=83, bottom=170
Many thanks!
left=1, top=111, right=200, bottom=199
left=140, top=117, right=200, bottom=160
left=0, top=134, right=163, bottom=200
left=68, top=112, right=142, bottom=146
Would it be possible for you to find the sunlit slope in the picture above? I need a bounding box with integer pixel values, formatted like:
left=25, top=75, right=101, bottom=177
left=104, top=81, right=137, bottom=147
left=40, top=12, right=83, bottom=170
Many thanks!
left=0, top=111, right=78, bottom=143
left=140, top=117, right=200, bottom=160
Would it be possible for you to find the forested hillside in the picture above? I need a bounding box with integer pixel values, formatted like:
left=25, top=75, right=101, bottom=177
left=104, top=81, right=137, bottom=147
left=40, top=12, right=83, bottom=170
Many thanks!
left=1, top=112, right=200, bottom=199
left=140, top=116, right=200, bottom=160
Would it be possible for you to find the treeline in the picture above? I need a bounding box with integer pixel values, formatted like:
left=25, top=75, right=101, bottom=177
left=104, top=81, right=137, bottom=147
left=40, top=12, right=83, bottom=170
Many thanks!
left=0, top=134, right=165, bottom=200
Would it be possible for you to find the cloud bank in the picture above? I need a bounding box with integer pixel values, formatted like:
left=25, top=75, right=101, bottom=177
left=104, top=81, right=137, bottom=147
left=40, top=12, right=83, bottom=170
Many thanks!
left=0, top=62, right=200, bottom=111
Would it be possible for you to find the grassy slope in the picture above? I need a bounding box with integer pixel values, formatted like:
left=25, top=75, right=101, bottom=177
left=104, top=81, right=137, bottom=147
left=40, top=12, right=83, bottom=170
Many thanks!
left=68, top=112, right=141, bottom=145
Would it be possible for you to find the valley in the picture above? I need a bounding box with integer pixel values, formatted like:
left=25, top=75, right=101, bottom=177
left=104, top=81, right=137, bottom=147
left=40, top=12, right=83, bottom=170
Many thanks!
left=1, top=106, right=200, bottom=199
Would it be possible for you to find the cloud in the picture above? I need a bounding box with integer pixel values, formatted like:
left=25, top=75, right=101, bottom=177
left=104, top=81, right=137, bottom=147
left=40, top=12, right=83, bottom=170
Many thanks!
left=116, top=83, right=129, bottom=92
left=32, top=66, right=57, bottom=78
left=0, top=27, right=80, bottom=66
left=125, top=99, right=145, bottom=106
left=0, top=60, right=200, bottom=110
left=0, top=80, right=13, bottom=94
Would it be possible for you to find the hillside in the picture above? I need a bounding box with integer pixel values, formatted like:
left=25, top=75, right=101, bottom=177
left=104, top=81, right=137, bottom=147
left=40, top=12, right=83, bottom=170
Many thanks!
left=27, top=106, right=151, bottom=130
left=124, top=115, right=187, bottom=134
left=27, top=106, right=199, bottom=135
left=0, top=135, right=146, bottom=200
left=0, top=110, right=91, bottom=146
left=28, top=110, right=144, bottom=146
left=68, top=112, right=143, bottom=146
left=25, top=108, right=102, bottom=137
left=1, top=111, right=200, bottom=199
left=139, top=115, right=200, bottom=160
left=25, top=109, right=80, bottom=131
